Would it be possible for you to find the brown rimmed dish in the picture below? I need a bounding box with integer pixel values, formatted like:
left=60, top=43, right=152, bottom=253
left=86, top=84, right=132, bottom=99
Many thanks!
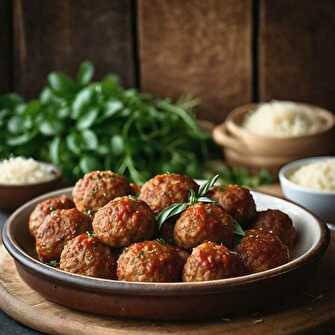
left=0, top=162, right=62, bottom=212
left=2, top=188, right=330, bottom=320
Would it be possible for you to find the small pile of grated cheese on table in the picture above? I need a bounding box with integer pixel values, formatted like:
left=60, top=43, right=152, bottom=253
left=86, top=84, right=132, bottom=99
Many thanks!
left=289, top=160, right=335, bottom=192
left=0, top=157, right=56, bottom=185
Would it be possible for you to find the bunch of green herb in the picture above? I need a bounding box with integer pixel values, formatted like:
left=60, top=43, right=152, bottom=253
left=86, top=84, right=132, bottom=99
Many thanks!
left=156, top=175, right=245, bottom=237
left=204, top=162, right=273, bottom=188
left=0, top=62, right=216, bottom=184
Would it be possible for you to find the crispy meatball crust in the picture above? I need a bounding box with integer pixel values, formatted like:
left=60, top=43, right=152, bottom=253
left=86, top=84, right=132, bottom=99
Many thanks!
left=117, top=240, right=186, bottom=282
left=29, top=195, right=74, bottom=237
left=208, top=185, right=256, bottom=225
left=139, top=174, right=199, bottom=214
left=236, top=230, right=290, bottom=273
left=92, top=196, right=155, bottom=247
left=253, top=209, right=297, bottom=250
left=59, top=233, right=117, bottom=279
left=35, top=208, right=91, bottom=262
left=183, top=241, right=244, bottom=282
left=174, top=203, right=234, bottom=249
left=72, top=170, right=131, bottom=214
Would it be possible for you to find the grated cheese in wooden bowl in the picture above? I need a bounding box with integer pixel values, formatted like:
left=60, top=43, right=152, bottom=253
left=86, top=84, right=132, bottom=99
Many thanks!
left=0, top=157, right=57, bottom=185
left=242, top=101, right=328, bottom=138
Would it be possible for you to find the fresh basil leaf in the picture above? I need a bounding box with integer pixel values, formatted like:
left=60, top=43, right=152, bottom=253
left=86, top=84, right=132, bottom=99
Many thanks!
left=110, top=135, right=124, bottom=156
left=156, top=203, right=188, bottom=231
left=48, top=72, right=76, bottom=96
left=76, top=107, right=99, bottom=130
left=80, top=129, right=98, bottom=150
left=233, top=221, right=246, bottom=237
left=39, top=119, right=64, bottom=136
left=49, top=137, right=61, bottom=164
left=66, top=133, right=81, bottom=155
left=198, top=174, right=219, bottom=197
left=6, top=132, right=35, bottom=146
left=79, top=155, right=101, bottom=173
left=102, top=100, right=123, bottom=119
left=7, top=116, right=24, bottom=134
left=77, top=61, right=94, bottom=86
left=71, top=87, right=95, bottom=119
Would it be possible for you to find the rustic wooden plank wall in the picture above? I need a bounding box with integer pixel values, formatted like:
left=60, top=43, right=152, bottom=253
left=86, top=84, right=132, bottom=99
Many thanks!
left=1, top=1, right=335, bottom=120
left=0, top=0, right=12, bottom=92
left=12, top=0, right=135, bottom=98
left=138, top=0, right=253, bottom=123
left=259, top=0, right=335, bottom=112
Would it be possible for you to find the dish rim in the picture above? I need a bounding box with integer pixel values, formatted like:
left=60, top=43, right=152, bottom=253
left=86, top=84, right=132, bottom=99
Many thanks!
left=2, top=187, right=330, bottom=296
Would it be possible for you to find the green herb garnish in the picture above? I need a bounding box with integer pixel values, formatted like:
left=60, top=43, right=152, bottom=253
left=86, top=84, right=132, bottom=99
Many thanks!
left=48, top=260, right=59, bottom=267
left=86, top=231, right=96, bottom=238
left=156, top=175, right=219, bottom=230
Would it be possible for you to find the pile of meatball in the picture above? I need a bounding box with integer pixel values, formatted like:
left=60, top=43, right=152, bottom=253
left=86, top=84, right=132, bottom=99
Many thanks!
left=29, top=171, right=297, bottom=282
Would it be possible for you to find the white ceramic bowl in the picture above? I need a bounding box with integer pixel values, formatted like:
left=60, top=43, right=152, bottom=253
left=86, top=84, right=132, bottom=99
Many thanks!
left=279, top=156, right=335, bottom=223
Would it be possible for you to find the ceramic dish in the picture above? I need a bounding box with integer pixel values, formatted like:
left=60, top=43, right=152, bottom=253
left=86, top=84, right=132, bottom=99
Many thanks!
left=2, top=187, right=330, bottom=320
left=279, top=156, right=335, bottom=224
left=0, top=162, right=62, bottom=212
left=221, top=103, right=335, bottom=157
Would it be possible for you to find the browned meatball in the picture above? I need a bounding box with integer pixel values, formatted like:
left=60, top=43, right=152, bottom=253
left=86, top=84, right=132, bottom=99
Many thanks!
left=183, top=241, right=244, bottom=282
left=236, top=230, right=289, bottom=273
left=59, top=233, right=117, bottom=279
left=29, top=195, right=74, bottom=237
left=208, top=185, right=256, bottom=225
left=92, top=196, right=155, bottom=247
left=139, top=174, right=199, bottom=214
left=253, top=209, right=297, bottom=250
left=72, top=170, right=131, bottom=214
left=117, top=240, right=186, bottom=282
left=35, top=208, right=91, bottom=262
left=129, top=183, right=141, bottom=196
left=174, top=203, right=234, bottom=249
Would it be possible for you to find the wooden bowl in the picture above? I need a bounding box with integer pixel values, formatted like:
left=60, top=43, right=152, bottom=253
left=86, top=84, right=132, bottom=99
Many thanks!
left=213, top=103, right=335, bottom=157
left=0, top=162, right=63, bottom=212
left=2, top=188, right=330, bottom=320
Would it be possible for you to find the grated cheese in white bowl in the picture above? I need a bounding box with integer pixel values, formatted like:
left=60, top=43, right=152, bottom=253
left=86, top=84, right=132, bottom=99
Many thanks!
left=0, top=157, right=57, bottom=185
left=242, top=101, right=328, bottom=138
left=289, top=159, right=335, bottom=192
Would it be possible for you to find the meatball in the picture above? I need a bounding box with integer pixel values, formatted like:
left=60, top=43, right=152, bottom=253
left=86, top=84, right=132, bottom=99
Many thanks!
left=59, top=233, right=117, bottom=279
left=72, top=170, right=131, bottom=214
left=174, top=203, right=234, bottom=249
left=253, top=209, right=297, bottom=250
left=35, top=208, right=91, bottom=262
left=160, top=218, right=177, bottom=244
left=236, top=230, right=289, bottom=273
left=92, top=196, right=155, bottom=247
left=208, top=185, right=256, bottom=225
left=139, top=174, right=199, bottom=214
left=29, top=195, right=74, bottom=237
left=117, top=240, right=186, bottom=282
left=129, top=183, right=141, bottom=196
left=183, top=241, right=244, bottom=282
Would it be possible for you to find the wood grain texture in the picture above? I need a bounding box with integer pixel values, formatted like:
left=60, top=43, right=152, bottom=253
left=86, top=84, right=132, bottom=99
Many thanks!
left=12, top=0, right=135, bottom=98
left=0, top=0, right=12, bottom=93
left=259, top=0, right=335, bottom=111
left=138, top=0, right=252, bottom=123
left=1, top=231, right=335, bottom=335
